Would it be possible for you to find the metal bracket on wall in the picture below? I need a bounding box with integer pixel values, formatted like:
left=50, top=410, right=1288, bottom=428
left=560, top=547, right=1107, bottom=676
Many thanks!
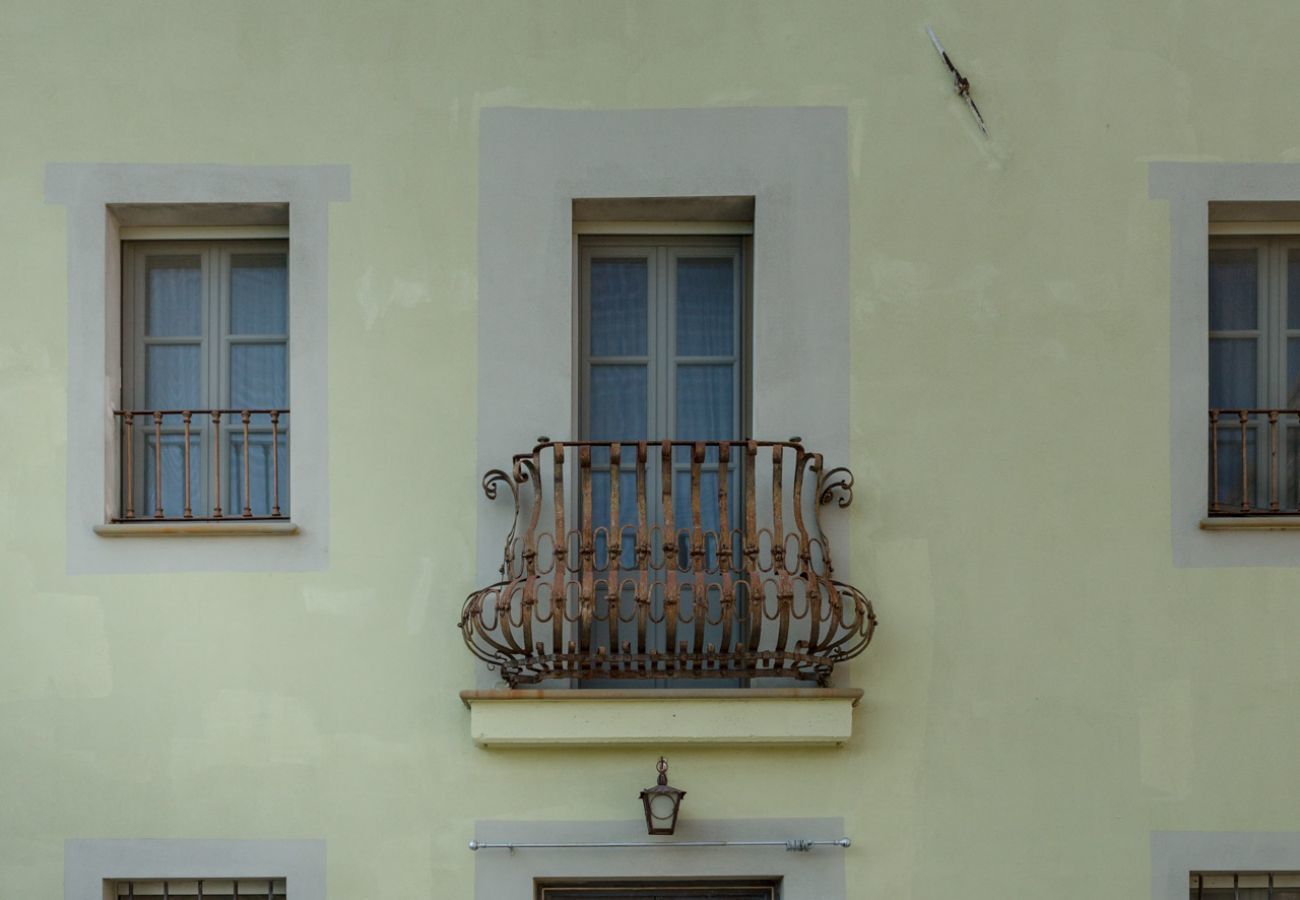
left=467, top=838, right=852, bottom=853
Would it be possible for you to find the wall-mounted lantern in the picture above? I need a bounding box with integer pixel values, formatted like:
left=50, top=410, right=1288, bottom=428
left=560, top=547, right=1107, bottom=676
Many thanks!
left=639, top=757, right=686, bottom=835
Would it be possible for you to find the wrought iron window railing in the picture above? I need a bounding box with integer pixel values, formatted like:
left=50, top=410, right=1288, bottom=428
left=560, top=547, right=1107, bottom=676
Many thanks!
left=460, top=438, right=876, bottom=686
left=1208, top=408, right=1300, bottom=515
left=112, top=408, right=289, bottom=522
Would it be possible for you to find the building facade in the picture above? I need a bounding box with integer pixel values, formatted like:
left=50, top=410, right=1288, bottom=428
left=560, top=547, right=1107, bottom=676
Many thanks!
left=4, top=2, right=1300, bottom=897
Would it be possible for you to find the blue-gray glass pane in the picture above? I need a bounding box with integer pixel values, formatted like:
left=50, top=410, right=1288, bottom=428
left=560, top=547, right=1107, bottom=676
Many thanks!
left=230, top=343, right=287, bottom=408
left=1209, top=248, right=1258, bottom=331
left=675, top=365, right=735, bottom=440
left=590, top=259, right=648, bottom=357
left=146, top=259, right=203, bottom=336
left=1288, top=428, right=1300, bottom=510
left=676, top=258, right=735, bottom=356
left=228, top=430, right=290, bottom=517
left=1212, top=426, right=1258, bottom=510
left=230, top=254, right=288, bottom=335
left=1289, top=337, right=1300, bottom=408
left=1289, top=250, right=1300, bottom=330
left=142, top=432, right=202, bottom=518
left=589, top=366, right=647, bottom=440
left=1209, top=339, right=1257, bottom=409
left=146, top=344, right=201, bottom=408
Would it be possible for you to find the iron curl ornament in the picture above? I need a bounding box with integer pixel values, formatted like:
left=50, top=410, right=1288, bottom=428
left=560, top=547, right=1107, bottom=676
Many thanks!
left=459, top=438, right=876, bottom=686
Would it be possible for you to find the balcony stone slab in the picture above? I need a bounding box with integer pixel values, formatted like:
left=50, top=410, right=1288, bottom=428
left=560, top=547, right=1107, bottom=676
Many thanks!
left=459, top=688, right=862, bottom=748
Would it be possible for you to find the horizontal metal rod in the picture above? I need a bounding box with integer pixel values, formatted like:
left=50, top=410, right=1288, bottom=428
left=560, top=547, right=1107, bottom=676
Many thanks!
left=467, top=838, right=851, bottom=852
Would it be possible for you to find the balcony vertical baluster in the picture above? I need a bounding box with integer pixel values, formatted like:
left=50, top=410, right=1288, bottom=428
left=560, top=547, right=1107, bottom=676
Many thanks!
left=211, top=411, right=223, bottom=519
left=660, top=439, right=678, bottom=673
left=270, top=410, right=281, bottom=517
left=608, top=442, right=622, bottom=664
left=182, top=411, right=193, bottom=518
left=1269, top=410, right=1280, bottom=512
left=123, top=411, right=134, bottom=520
left=1210, top=410, right=1220, bottom=513
left=1239, top=410, right=1250, bottom=513
left=152, top=411, right=164, bottom=519
left=716, top=441, right=734, bottom=658
left=241, top=410, right=252, bottom=517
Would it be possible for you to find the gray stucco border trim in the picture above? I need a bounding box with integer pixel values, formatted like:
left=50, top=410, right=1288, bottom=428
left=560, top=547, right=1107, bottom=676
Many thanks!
left=1150, top=162, right=1300, bottom=567
left=477, top=106, right=851, bottom=614
left=45, top=163, right=349, bottom=574
left=473, top=818, right=845, bottom=899
left=64, top=838, right=325, bottom=900
left=1151, top=831, right=1300, bottom=899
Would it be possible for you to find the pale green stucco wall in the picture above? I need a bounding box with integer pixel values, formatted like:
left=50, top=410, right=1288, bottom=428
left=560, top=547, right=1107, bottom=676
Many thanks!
left=3, top=2, right=1300, bottom=897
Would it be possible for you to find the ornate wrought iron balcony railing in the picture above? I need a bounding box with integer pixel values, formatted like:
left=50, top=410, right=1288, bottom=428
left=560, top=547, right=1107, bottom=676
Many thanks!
left=460, top=439, right=876, bottom=686
left=112, top=408, right=289, bottom=522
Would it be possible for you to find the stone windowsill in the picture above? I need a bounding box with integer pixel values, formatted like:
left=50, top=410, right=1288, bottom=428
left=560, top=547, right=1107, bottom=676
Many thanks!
left=459, top=688, right=863, bottom=748
left=93, top=521, right=299, bottom=537
left=1200, top=516, right=1300, bottom=531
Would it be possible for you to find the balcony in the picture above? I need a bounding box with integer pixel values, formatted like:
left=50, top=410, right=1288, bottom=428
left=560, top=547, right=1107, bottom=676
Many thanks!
left=111, top=408, right=289, bottom=523
left=460, top=439, right=876, bottom=688
left=1208, top=408, right=1300, bottom=518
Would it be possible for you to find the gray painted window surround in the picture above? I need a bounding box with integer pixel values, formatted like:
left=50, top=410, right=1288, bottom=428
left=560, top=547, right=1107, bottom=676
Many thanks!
left=473, top=818, right=845, bottom=900
left=44, top=164, right=349, bottom=574
left=1150, top=162, right=1300, bottom=567
left=64, top=839, right=324, bottom=900
left=1152, top=832, right=1300, bottom=900
left=477, top=108, right=852, bottom=680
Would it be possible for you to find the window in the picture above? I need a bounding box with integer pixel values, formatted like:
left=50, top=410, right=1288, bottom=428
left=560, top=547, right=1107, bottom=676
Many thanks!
left=1207, top=237, right=1300, bottom=515
left=1149, top=164, right=1300, bottom=564
left=46, top=164, right=346, bottom=573
left=120, top=241, right=289, bottom=521
left=537, top=879, right=779, bottom=899
left=577, top=233, right=750, bottom=684
left=1191, top=872, right=1300, bottom=899
left=111, top=879, right=286, bottom=899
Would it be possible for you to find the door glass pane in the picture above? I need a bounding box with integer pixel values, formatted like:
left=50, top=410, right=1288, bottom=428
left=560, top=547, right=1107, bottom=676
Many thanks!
left=1209, top=338, right=1257, bottom=409
left=1209, top=248, right=1258, bottom=330
left=589, top=365, right=648, bottom=440
left=142, top=431, right=202, bottom=518
left=676, top=364, right=734, bottom=440
left=590, top=259, right=649, bottom=356
left=146, top=345, right=201, bottom=408
left=146, top=257, right=203, bottom=336
left=228, top=429, right=289, bottom=516
left=1212, top=425, right=1257, bottom=510
left=230, top=343, right=288, bottom=408
left=1288, top=249, right=1300, bottom=329
left=1287, top=337, right=1300, bottom=408
left=676, top=257, right=734, bottom=356
left=230, top=254, right=288, bottom=335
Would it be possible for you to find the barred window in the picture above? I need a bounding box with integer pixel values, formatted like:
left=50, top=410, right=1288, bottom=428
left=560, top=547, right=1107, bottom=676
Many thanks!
left=112, top=879, right=286, bottom=900
left=1192, top=872, right=1300, bottom=899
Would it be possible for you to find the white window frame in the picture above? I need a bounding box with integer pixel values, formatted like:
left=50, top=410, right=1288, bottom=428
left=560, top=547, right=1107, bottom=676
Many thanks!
left=120, top=239, right=291, bottom=521
left=1150, top=162, right=1300, bottom=566
left=45, top=164, right=348, bottom=574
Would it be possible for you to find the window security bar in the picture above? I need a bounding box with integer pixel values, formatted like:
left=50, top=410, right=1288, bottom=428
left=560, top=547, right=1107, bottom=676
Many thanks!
left=467, top=838, right=852, bottom=853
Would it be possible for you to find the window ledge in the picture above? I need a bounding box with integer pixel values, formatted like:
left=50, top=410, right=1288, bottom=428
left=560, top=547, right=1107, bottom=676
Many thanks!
left=458, top=688, right=863, bottom=748
left=1200, top=516, right=1300, bottom=531
left=93, top=521, right=299, bottom=538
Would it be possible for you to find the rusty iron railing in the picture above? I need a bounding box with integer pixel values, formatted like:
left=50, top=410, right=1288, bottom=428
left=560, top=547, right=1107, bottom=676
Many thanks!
left=112, top=408, right=288, bottom=522
left=460, top=439, right=876, bottom=686
left=1208, top=408, right=1300, bottom=515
